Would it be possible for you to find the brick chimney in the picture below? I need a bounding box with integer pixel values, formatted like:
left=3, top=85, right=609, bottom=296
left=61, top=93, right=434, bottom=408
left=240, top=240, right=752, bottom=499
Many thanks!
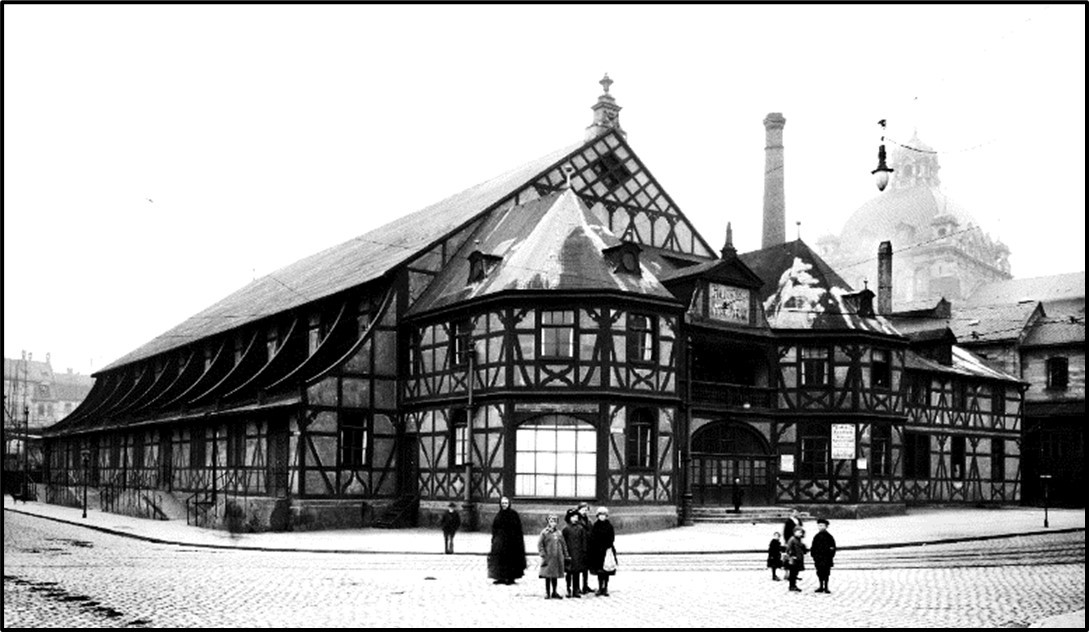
left=762, top=113, right=786, bottom=248
left=878, top=241, right=893, bottom=315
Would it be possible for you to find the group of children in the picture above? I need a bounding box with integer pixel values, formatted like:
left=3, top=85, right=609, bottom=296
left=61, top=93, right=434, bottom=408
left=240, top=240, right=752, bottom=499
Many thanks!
left=767, top=516, right=837, bottom=593
left=538, top=502, right=617, bottom=600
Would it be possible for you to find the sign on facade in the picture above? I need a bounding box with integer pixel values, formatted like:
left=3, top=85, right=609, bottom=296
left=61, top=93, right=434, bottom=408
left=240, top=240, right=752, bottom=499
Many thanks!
left=780, top=454, right=794, bottom=473
left=831, top=423, right=855, bottom=460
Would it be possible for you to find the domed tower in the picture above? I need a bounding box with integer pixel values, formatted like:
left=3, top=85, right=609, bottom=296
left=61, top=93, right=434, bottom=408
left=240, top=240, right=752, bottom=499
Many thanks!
left=821, top=131, right=1012, bottom=309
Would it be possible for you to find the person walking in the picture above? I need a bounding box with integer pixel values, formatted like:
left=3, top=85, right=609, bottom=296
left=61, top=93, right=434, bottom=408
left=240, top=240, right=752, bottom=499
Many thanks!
left=810, top=518, right=837, bottom=593
left=576, top=501, right=593, bottom=594
left=562, top=508, right=589, bottom=598
left=538, top=514, right=568, bottom=599
left=588, top=506, right=617, bottom=596
left=440, top=502, right=461, bottom=554
left=766, top=531, right=784, bottom=581
left=487, top=496, right=526, bottom=585
left=785, top=526, right=808, bottom=592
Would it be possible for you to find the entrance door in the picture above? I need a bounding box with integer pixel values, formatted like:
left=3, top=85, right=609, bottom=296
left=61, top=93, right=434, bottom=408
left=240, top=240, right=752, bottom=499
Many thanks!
left=690, top=422, right=772, bottom=506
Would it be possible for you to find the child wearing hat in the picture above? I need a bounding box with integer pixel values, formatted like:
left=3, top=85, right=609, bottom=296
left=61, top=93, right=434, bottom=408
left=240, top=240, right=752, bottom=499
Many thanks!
left=562, top=508, right=589, bottom=597
left=810, top=518, right=837, bottom=593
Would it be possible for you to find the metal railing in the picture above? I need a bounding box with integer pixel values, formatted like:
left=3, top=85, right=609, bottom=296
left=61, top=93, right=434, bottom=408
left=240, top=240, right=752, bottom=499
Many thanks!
left=690, top=381, right=775, bottom=409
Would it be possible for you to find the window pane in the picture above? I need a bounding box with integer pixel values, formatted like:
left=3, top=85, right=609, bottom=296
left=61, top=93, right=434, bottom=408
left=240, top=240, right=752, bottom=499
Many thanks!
left=576, top=476, right=595, bottom=497
left=537, top=452, right=556, bottom=473
left=557, top=451, right=576, bottom=472
left=556, top=475, right=576, bottom=497
left=556, top=429, right=576, bottom=452
left=576, top=452, right=596, bottom=474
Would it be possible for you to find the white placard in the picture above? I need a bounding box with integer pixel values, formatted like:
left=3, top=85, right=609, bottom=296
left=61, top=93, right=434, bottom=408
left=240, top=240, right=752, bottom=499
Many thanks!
left=780, top=454, right=795, bottom=473
left=856, top=457, right=868, bottom=470
left=831, top=423, right=855, bottom=460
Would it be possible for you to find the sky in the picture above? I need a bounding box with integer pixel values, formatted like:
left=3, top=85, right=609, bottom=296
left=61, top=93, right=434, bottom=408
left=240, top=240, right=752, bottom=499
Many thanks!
left=4, top=4, right=1085, bottom=377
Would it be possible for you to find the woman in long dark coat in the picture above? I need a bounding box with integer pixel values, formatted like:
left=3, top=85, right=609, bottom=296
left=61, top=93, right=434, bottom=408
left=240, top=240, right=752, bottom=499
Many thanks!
left=487, top=496, right=526, bottom=585
left=588, top=506, right=616, bottom=596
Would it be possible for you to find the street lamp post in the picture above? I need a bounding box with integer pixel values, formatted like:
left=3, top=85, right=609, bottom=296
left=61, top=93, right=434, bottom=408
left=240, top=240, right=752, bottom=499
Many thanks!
left=81, top=449, right=91, bottom=519
left=1040, top=474, right=1052, bottom=528
left=23, top=405, right=30, bottom=500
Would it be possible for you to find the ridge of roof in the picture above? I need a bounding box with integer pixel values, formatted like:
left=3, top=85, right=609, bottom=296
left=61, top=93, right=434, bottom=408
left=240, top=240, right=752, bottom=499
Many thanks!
left=100, top=138, right=590, bottom=373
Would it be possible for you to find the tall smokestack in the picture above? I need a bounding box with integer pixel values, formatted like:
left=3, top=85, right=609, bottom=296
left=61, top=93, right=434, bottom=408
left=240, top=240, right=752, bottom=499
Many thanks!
left=762, top=112, right=786, bottom=248
left=878, top=241, right=893, bottom=315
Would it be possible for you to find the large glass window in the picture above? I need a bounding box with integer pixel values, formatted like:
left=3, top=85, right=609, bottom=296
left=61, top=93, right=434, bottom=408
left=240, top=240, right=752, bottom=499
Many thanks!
left=626, top=408, right=655, bottom=470
left=339, top=413, right=369, bottom=469
left=904, top=432, right=930, bottom=479
left=540, top=310, right=575, bottom=358
left=798, top=423, right=830, bottom=477
left=515, top=414, right=596, bottom=498
left=627, top=314, right=656, bottom=364
left=800, top=347, right=830, bottom=387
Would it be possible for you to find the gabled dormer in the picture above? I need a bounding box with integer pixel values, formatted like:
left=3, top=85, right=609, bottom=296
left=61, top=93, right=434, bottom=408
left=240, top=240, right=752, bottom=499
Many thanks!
left=467, top=250, right=504, bottom=284
left=660, top=255, right=765, bottom=327
left=602, top=241, right=643, bottom=276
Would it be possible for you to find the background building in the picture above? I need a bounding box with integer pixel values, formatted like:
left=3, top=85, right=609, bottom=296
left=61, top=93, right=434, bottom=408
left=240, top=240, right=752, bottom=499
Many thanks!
left=818, top=133, right=1012, bottom=310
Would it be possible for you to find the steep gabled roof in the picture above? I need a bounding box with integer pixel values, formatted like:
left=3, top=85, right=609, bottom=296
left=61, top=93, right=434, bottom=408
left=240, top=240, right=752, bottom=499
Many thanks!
left=101, top=140, right=587, bottom=372
left=739, top=239, right=899, bottom=334
left=408, top=189, right=677, bottom=315
left=951, top=302, right=1042, bottom=344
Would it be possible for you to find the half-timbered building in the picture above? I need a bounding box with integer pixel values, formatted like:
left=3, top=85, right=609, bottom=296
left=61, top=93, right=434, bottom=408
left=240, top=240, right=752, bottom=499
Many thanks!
left=44, top=77, right=1025, bottom=532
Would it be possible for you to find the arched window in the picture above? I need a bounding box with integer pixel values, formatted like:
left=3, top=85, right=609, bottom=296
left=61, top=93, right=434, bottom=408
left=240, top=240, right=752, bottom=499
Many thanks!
left=515, top=414, right=596, bottom=498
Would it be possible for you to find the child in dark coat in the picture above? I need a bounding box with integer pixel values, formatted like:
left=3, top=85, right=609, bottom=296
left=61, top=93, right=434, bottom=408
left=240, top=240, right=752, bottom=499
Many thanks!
left=440, top=502, right=461, bottom=554
left=562, top=508, right=589, bottom=598
left=766, top=531, right=784, bottom=581
left=810, top=518, right=837, bottom=593
left=786, top=526, right=808, bottom=592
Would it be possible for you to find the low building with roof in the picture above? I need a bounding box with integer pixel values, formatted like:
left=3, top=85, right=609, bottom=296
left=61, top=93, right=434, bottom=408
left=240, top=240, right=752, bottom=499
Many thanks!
left=45, top=79, right=1026, bottom=531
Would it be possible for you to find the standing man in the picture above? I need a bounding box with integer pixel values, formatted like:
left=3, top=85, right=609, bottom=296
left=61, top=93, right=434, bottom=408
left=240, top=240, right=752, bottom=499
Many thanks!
left=441, top=502, right=461, bottom=554
left=782, top=508, right=802, bottom=545
left=810, top=518, right=837, bottom=593
left=731, top=478, right=743, bottom=513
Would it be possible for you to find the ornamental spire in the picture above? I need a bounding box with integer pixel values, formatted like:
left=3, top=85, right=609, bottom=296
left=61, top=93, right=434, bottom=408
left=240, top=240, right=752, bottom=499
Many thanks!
left=585, top=73, right=625, bottom=141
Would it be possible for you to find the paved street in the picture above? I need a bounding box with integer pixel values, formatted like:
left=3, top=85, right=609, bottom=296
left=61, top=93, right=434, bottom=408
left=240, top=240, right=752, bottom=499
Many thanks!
left=4, top=511, right=1084, bottom=628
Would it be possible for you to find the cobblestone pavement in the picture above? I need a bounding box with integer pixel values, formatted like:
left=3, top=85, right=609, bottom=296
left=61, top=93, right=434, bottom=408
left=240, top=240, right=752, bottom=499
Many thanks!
left=5, top=512, right=1084, bottom=628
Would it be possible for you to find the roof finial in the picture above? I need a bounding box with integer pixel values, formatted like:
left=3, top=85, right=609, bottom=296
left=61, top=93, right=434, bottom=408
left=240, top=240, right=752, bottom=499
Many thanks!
left=720, top=221, right=737, bottom=260
left=562, top=164, right=575, bottom=189
left=585, top=73, right=625, bottom=141
left=796, top=221, right=802, bottom=241
left=600, top=73, right=613, bottom=95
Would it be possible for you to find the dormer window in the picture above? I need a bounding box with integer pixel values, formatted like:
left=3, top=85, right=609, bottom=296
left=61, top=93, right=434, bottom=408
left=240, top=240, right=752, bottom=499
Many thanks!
left=603, top=242, right=642, bottom=276
left=467, top=250, right=503, bottom=284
